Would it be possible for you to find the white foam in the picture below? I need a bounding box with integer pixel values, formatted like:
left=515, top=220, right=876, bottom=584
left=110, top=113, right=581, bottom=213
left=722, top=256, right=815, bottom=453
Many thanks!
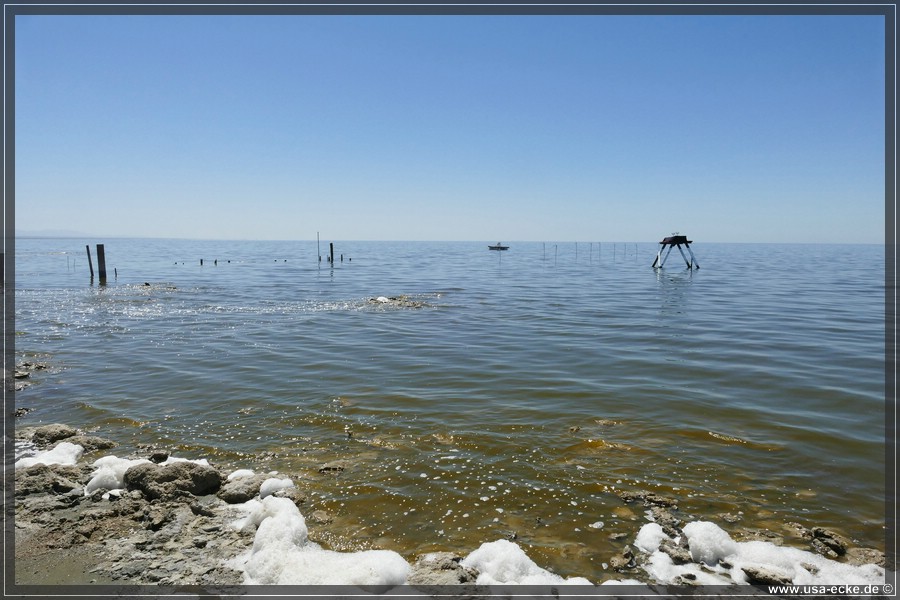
left=229, top=495, right=410, bottom=585
left=635, top=520, right=885, bottom=586
left=634, top=522, right=667, bottom=554
left=682, top=520, right=738, bottom=564
left=227, top=469, right=256, bottom=481
left=160, top=456, right=210, bottom=467
left=259, top=477, right=294, bottom=499
left=84, top=455, right=152, bottom=495
left=15, top=442, right=84, bottom=470
left=461, top=539, right=593, bottom=585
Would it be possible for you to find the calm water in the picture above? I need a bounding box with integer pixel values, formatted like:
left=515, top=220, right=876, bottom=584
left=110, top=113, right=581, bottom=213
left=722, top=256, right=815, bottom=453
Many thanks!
left=12, top=238, right=886, bottom=579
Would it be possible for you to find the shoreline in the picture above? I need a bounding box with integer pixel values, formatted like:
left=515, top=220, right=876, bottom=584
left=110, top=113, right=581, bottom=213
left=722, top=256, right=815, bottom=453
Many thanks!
left=12, top=422, right=888, bottom=591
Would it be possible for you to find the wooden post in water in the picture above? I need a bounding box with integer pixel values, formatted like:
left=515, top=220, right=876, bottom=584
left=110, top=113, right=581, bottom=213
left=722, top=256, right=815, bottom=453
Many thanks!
left=96, top=244, right=107, bottom=283
left=85, top=245, right=94, bottom=280
left=330, top=243, right=334, bottom=265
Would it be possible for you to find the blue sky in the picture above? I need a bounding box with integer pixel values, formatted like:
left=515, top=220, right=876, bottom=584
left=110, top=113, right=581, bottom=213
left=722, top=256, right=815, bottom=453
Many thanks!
left=14, top=13, right=886, bottom=243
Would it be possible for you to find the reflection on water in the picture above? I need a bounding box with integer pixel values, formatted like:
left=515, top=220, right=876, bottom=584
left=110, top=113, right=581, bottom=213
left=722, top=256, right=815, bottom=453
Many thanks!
left=14, top=239, right=886, bottom=579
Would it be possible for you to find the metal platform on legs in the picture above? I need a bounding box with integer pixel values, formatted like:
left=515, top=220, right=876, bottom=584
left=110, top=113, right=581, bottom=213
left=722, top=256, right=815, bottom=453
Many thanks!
left=652, top=234, right=699, bottom=270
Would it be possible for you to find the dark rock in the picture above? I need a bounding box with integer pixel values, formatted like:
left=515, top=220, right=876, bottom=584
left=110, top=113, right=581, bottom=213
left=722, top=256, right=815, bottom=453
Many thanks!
left=309, top=510, right=333, bottom=524
left=146, top=508, right=170, bottom=531
left=844, top=547, right=885, bottom=567
left=217, top=474, right=269, bottom=504
left=609, top=545, right=637, bottom=571
left=650, top=506, right=682, bottom=538
left=59, top=435, right=117, bottom=454
left=124, top=462, right=222, bottom=500
left=31, top=424, right=78, bottom=447
left=408, top=552, right=478, bottom=586
left=810, top=527, right=848, bottom=556
left=190, top=502, right=216, bottom=517
left=272, top=486, right=307, bottom=507
left=800, top=562, right=820, bottom=575
left=15, top=464, right=82, bottom=497
left=742, top=565, right=793, bottom=586
left=149, top=452, right=169, bottom=464
left=673, top=573, right=700, bottom=585
left=618, top=490, right=677, bottom=508
left=811, top=539, right=839, bottom=559
left=737, top=529, right=783, bottom=545
left=660, top=538, right=692, bottom=565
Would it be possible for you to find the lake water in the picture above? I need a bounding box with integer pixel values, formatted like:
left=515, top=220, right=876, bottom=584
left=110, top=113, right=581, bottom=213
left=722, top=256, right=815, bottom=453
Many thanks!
left=12, top=237, right=887, bottom=580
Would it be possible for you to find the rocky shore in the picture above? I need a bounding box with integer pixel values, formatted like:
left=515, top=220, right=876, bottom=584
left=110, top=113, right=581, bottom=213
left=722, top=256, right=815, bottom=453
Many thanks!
left=13, top=423, right=494, bottom=590
left=13, top=423, right=888, bottom=593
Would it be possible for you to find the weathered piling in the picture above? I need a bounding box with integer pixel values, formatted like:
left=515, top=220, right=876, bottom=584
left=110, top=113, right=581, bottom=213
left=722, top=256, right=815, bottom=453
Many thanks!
left=96, top=244, right=107, bottom=283
left=85, top=245, right=94, bottom=279
left=330, top=243, right=334, bottom=265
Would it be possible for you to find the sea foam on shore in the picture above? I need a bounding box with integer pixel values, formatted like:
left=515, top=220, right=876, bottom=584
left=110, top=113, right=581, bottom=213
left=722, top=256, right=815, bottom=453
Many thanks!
left=14, top=431, right=887, bottom=589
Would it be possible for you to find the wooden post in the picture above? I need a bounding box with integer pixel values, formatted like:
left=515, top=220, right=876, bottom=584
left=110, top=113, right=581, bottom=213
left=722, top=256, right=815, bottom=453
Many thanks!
left=85, top=245, right=94, bottom=279
left=330, top=243, right=334, bottom=265
left=96, top=244, right=107, bottom=283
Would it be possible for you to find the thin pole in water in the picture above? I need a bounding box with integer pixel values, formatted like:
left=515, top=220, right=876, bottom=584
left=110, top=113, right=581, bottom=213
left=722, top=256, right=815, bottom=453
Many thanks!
left=85, top=245, right=94, bottom=280
left=317, top=232, right=321, bottom=262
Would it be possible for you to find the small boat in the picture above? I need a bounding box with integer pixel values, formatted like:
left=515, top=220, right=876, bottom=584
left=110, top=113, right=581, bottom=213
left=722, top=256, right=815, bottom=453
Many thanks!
left=488, top=242, right=509, bottom=251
